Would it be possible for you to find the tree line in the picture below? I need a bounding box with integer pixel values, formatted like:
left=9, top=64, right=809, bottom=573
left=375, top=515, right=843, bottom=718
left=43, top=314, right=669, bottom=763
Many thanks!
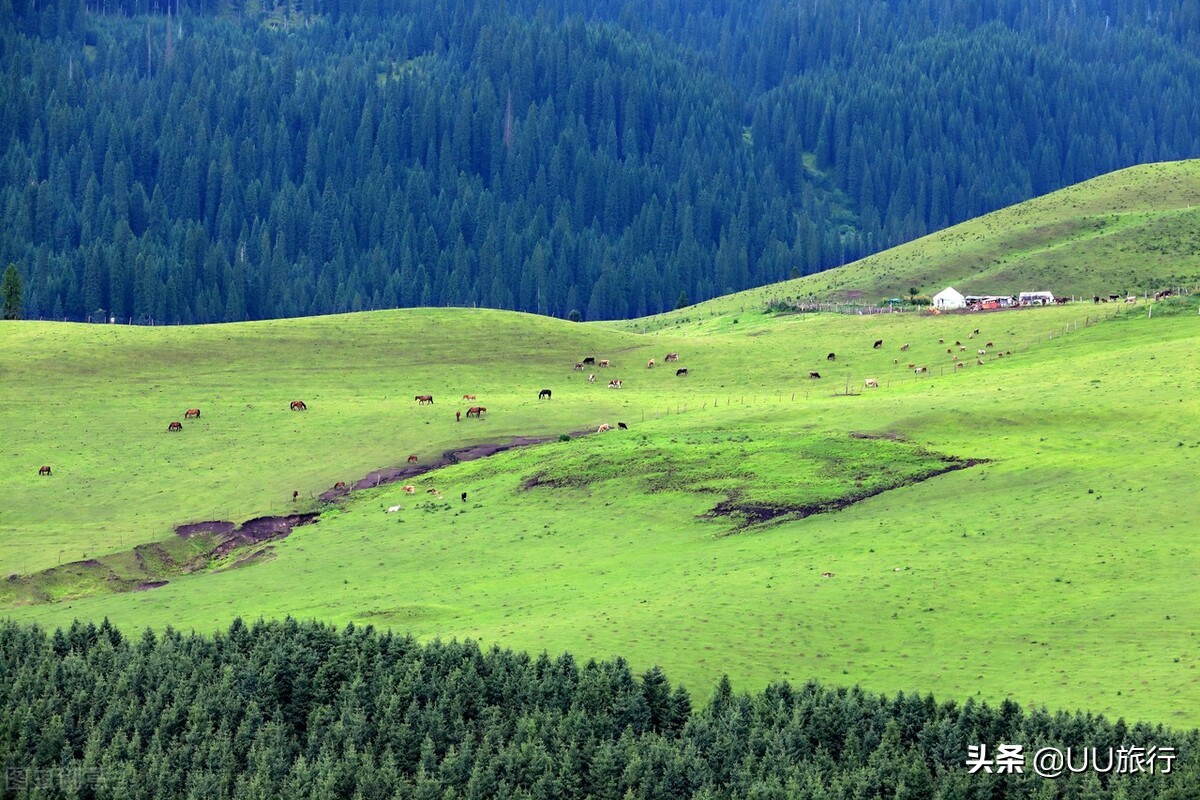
left=1, top=618, right=1197, bottom=799
left=4, top=0, right=1200, bottom=322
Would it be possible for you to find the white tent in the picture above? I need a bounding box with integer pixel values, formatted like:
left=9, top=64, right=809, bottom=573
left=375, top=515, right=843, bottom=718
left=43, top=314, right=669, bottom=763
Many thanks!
left=932, top=287, right=966, bottom=310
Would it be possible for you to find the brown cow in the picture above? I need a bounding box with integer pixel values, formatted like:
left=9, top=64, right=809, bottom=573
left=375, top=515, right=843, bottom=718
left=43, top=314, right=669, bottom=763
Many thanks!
left=955, top=362, right=964, bottom=369
left=598, top=359, right=610, bottom=367
left=402, top=485, right=416, bottom=494
left=665, top=353, right=679, bottom=362
left=415, top=395, right=434, bottom=404
left=334, top=481, right=347, bottom=490
left=984, top=341, right=994, bottom=348
left=184, top=408, right=201, bottom=419
left=462, top=394, right=476, bottom=400
left=456, top=411, right=461, bottom=422
left=466, top=406, right=486, bottom=417
left=290, top=400, right=307, bottom=411
left=38, top=465, right=52, bottom=476
left=407, top=455, right=419, bottom=464
left=168, top=421, right=183, bottom=432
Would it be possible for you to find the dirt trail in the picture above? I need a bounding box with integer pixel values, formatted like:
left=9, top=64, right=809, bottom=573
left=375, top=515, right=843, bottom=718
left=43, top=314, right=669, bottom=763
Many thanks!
left=318, top=432, right=589, bottom=502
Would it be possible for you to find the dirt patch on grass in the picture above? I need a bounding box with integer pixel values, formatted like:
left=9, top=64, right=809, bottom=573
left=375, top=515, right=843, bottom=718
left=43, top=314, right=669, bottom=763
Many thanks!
left=705, top=457, right=988, bottom=531
left=176, top=520, right=236, bottom=538
left=134, top=580, right=169, bottom=591
left=320, top=432, right=591, bottom=502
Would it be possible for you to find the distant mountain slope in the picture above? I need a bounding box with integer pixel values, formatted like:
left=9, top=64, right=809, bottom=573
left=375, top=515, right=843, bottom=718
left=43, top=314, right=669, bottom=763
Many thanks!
left=617, top=160, right=1200, bottom=328
left=5, top=0, right=1200, bottom=322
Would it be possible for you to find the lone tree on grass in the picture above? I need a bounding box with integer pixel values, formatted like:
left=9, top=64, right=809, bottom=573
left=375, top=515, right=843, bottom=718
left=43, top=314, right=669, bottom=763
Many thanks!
left=1, top=264, right=22, bottom=320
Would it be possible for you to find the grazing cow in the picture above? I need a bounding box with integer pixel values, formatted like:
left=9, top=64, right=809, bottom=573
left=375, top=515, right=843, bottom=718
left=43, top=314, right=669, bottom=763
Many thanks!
left=900, top=343, right=910, bottom=351
left=968, top=333, right=974, bottom=339
left=539, top=389, right=552, bottom=400
left=946, top=348, right=952, bottom=354
left=985, top=341, right=993, bottom=348
left=977, top=358, right=984, bottom=365
left=608, top=380, right=623, bottom=389
left=184, top=408, right=201, bottom=419
left=978, top=349, right=987, bottom=355
left=588, top=373, right=596, bottom=383
left=290, top=400, right=307, bottom=411
left=1109, top=294, right=1120, bottom=301
left=864, top=378, right=879, bottom=389
left=914, top=366, right=928, bottom=374
left=168, top=421, right=183, bottom=432
left=676, top=368, right=688, bottom=376
left=582, top=357, right=596, bottom=365
left=997, top=352, right=1005, bottom=358
left=597, top=423, right=612, bottom=432
left=415, top=395, right=434, bottom=405
left=893, top=359, right=898, bottom=364
left=427, top=488, right=439, bottom=495
left=827, top=352, right=836, bottom=361
left=665, top=353, right=679, bottom=362
left=1094, top=295, right=1101, bottom=303
left=334, top=482, right=347, bottom=490
left=954, top=340, right=962, bottom=346
left=938, top=338, right=945, bottom=344
left=617, top=422, right=628, bottom=430
left=959, top=346, right=967, bottom=351
left=292, top=490, right=299, bottom=501
left=873, top=339, right=883, bottom=349
left=461, top=492, right=467, bottom=502
left=466, top=406, right=486, bottom=416
left=574, top=362, right=584, bottom=371
left=809, top=371, right=821, bottom=379
left=407, top=455, right=418, bottom=464
left=38, top=465, right=52, bottom=476
left=952, top=356, right=959, bottom=361
left=907, top=363, right=916, bottom=368
left=462, top=394, right=475, bottom=400
left=598, top=359, right=610, bottom=367
left=402, top=485, right=416, bottom=494
left=955, top=362, right=964, bottom=369
left=646, top=359, right=655, bottom=369
left=973, top=328, right=980, bottom=335
left=456, top=411, right=461, bottom=422
left=387, top=505, right=401, bottom=513
left=1126, top=295, right=1137, bottom=303
left=821, top=571, right=834, bottom=578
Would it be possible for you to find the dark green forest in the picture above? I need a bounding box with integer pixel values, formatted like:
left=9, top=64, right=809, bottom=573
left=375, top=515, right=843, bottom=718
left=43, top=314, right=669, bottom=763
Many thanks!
left=5, top=0, right=1200, bottom=321
left=1, top=618, right=1196, bottom=799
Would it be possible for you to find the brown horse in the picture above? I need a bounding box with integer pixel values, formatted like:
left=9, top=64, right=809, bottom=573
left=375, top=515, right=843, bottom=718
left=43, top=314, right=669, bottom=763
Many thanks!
left=407, top=455, right=418, bottom=464
left=38, top=465, right=52, bottom=476
left=466, top=406, right=486, bottom=417
left=168, top=421, right=183, bottom=432
left=184, top=408, right=201, bottom=419
left=415, top=395, right=434, bottom=405
left=334, top=481, right=347, bottom=490
left=290, top=400, right=307, bottom=411
left=664, top=353, right=679, bottom=362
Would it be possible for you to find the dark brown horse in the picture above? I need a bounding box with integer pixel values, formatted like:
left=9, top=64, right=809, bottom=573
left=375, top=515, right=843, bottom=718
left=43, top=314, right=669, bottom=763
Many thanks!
left=466, top=406, right=486, bottom=417
left=184, top=408, right=201, bottom=419
left=415, top=395, right=434, bottom=405
left=290, top=400, right=307, bottom=411
left=38, top=465, right=52, bottom=476
left=168, top=421, right=183, bottom=432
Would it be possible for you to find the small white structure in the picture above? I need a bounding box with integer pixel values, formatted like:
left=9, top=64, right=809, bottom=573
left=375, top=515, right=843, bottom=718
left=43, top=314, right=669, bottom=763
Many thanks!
left=932, top=287, right=966, bottom=310
left=1019, top=291, right=1054, bottom=306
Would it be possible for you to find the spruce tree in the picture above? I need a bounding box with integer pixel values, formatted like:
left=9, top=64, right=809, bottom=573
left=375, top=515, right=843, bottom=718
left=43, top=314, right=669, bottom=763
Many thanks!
left=1, top=264, right=23, bottom=320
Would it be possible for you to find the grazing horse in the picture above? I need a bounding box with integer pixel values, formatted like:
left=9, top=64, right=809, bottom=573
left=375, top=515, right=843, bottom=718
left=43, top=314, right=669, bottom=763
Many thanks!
left=574, top=362, right=584, bottom=371
left=290, top=400, right=307, bottom=411
left=184, top=408, right=201, bottom=419
left=407, top=455, right=418, bottom=464
left=675, top=368, right=688, bottom=376
left=864, top=378, right=879, bottom=388
left=598, top=359, right=610, bottom=367
left=168, top=421, right=183, bottom=432
left=809, top=371, right=821, bottom=379
left=664, top=353, right=679, bottom=362
left=873, top=339, right=883, bottom=349
left=646, top=359, right=655, bottom=368
left=415, top=395, right=434, bottom=404
left=826, top=352, right=836, bottom=361
left=462, top=394, right=476, bottom=400
left=539, top=389, right=552, bottom=400
left=38, top=465, right=52, bottom=476
left=985, top=341, right=993, bottom=348
left=597, top=423, right=612, bottom=432
left=582, top=357, right=596, bottom=365
left=588, top=373, right=596, bottom=383
left=900, top=343, right=910, bottom=351
left=466, top=406, right=486, bottom=417
left=617, top=422, right=628, bottom=430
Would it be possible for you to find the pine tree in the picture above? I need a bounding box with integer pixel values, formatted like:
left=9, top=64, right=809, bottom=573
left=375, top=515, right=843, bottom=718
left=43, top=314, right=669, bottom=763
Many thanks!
left=1, top=264, right=22, bottom=319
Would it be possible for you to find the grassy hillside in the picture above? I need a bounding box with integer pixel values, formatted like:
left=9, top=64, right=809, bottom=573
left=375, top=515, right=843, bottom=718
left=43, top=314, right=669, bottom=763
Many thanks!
left=4, top=290, right=1199, bottom=728
left=614, top=160, right=1200, bottom=333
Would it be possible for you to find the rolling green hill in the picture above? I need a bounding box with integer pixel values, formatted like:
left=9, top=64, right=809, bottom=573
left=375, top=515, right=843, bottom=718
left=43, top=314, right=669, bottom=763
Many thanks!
left=615, top=160, right=1200, bottom=333
left=4, top=289, right=1199, bottom=728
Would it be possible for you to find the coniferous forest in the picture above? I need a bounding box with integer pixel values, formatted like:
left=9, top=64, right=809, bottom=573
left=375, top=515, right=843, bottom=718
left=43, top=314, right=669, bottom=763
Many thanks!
left=5, top=0, right=1200, bottom=321
left=1, top=619, right=1197, bottom=799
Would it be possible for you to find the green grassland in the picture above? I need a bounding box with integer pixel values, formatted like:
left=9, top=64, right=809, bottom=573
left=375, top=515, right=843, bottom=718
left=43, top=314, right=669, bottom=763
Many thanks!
left=4, top=163, right=1200, bottom=729
left=617, top=159, right=1200, bottom=333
